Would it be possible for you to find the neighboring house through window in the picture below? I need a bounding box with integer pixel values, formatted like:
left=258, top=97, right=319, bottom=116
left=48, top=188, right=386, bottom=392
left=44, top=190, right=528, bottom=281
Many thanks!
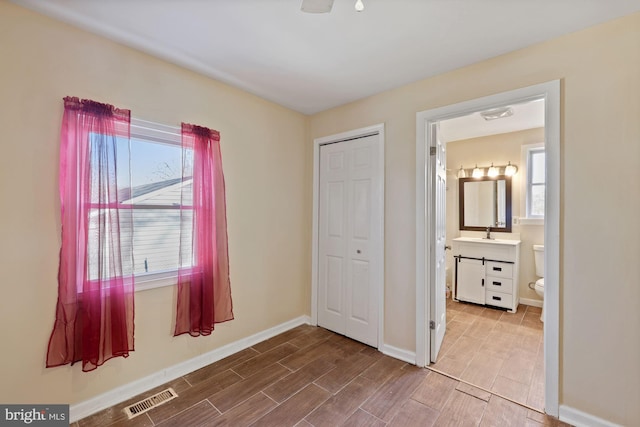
left=104, top=119, right=193, bottom=290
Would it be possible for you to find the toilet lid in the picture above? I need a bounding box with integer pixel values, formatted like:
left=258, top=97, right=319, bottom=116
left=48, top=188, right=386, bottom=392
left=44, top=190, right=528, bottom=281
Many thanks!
left=535, top=278, right=544, bottom=288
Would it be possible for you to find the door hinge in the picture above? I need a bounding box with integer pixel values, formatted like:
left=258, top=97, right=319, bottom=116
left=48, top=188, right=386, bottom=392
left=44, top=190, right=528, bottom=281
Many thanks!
left=430, top=146, right=437, bottom=156
left=429, top=320, right=435, bottom=330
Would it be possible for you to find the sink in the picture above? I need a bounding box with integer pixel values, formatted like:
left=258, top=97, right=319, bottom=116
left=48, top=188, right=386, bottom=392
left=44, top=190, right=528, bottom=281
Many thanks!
left=453, top=237, right=521, bottom=245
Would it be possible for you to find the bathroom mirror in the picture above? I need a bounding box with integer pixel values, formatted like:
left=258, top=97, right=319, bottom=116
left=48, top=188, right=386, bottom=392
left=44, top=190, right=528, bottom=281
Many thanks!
left=459, top=176, right=512, bottom=232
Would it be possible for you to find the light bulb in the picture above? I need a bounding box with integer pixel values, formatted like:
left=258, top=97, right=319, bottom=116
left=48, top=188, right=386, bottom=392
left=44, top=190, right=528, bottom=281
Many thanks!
left=457, top=165, right=466, bottom=179
left=504, top=161, right=518, bottom=176
left=487, top=163, right=499, bottom=177
left=355, top=0, right=364, bottom=12
left=472, top=164, right=483, bottom=178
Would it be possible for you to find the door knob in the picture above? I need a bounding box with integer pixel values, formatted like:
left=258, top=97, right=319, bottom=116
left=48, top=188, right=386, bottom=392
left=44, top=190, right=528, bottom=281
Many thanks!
left=356, top=249, right=361, bottom=254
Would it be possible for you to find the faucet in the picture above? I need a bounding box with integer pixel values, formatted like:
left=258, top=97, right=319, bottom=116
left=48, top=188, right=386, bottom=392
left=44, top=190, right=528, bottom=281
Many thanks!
left=485, top=225, right=492, bottom=239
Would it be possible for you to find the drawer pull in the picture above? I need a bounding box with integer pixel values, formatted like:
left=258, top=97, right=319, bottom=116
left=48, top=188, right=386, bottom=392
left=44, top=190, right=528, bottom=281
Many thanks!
left=492, top=296, right=502, bottom=301
left=493, top=267, right=502, bottom=271
left=493, top=281, right=502, bottom=286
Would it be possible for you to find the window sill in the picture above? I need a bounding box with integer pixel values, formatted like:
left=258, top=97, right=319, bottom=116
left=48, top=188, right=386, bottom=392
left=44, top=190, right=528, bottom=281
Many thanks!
left=518, top=217, right=544, bottom=226
left=135, top=272, right=178, bottom=292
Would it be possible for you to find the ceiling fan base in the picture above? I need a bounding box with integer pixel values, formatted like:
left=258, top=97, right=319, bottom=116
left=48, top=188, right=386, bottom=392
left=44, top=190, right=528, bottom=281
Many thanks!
left=301, top=0, right=334, bottom=14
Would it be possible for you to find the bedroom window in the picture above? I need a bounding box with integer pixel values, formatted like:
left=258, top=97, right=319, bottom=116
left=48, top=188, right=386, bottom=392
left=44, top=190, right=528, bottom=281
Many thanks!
left=49, top=97, right=233, bottom=370
left=111, top=119, right=192, bottom=290
left=84, top=119, right=193, bottom=290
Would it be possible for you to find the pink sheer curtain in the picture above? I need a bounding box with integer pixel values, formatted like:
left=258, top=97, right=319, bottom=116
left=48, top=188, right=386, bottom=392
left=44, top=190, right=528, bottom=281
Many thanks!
left=46, top=97, right=135, bottom=371
left=175, top=123, right=233, bottom=337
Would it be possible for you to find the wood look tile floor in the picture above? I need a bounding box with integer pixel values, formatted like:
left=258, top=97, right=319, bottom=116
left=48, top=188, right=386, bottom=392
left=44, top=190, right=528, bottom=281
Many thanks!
left=75, top=323, right=568, bottom=427
left=433, top=299, right=545, bottom=412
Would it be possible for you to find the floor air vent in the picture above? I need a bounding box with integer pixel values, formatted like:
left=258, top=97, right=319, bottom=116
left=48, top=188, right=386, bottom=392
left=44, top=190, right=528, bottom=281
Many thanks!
left=124, top=388, right=178, bottom=419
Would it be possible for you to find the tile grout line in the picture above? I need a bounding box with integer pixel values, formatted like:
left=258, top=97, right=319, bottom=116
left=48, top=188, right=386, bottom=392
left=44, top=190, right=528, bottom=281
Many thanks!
left=181, top=375, right=193, bottom=387
left=260, top=391, right=280, bottom=405
left=444, top=301, right=543, bottom=405
left=524, top=331, right=546, bottom=408
left=276, top=361, right=295, bottom=372
left=428, top=372, right=465, bottom=425
left=229, top=367, right=245, bottom=379
left=426, top=365, right=545, bottom=414
left=358, top=407, right=388, bottom=425
left=151, top=398, right=214, bottom=426
left=204, top=398, right=221, bottom=415
left=257, top=384, right=332, bottom=427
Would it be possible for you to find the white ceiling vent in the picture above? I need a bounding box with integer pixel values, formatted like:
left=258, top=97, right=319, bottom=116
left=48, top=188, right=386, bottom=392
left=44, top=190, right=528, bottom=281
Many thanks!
left=123, top=388, right=178, bottom=419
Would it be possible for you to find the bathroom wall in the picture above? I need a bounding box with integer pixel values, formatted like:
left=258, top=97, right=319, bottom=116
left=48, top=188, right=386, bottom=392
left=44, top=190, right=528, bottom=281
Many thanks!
left=446, top=128, right=545, bottom=302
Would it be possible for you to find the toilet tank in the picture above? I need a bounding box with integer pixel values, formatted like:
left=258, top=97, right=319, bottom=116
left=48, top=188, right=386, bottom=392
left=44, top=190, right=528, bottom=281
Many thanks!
left=533, top=245, right=544, bottom=277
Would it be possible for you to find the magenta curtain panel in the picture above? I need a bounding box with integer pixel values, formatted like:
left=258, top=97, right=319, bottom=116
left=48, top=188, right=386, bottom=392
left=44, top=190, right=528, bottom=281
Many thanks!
left=46, top=97, right=135, bottom=371
left=175, top=123, right=233, bottom=337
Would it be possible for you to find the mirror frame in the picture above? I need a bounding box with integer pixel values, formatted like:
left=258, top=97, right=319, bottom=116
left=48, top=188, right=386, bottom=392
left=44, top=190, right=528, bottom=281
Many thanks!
left=458, top=175, right=512, bottom=232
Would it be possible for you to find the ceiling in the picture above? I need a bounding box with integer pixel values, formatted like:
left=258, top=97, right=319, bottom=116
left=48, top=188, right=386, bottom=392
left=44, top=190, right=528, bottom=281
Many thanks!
left=13, top=0, right=640, bottom=115
left=439, top=99, right=545, bottom=143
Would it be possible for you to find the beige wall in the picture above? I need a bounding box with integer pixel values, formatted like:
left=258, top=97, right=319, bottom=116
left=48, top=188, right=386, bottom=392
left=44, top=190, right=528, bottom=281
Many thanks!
left=446, top=128, right=545, bottom=301
left=309, top=13, right=640, bottom=426
left=0, top=3, right=309, bottom=407
left=2, top=2, right=640, bottom=425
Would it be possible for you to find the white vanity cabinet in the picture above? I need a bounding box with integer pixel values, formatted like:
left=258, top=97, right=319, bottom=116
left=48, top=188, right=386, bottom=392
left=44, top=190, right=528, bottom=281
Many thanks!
left=452, top=237, right=521, bottom=313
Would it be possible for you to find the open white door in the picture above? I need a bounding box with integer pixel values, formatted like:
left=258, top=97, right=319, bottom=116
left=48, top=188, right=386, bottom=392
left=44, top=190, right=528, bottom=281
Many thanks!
left=429, top=124, right=447, bottom=361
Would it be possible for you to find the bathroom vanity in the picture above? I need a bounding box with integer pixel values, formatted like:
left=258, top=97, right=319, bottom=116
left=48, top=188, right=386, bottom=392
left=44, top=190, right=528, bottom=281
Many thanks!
left=452, top=237, right=521, bottom=312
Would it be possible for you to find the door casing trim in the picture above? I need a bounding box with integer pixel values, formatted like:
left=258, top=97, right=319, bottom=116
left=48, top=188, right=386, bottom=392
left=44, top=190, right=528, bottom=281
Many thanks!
left=311, top=123, right=385, bottom=351
left=415, top=81, right=560, bottom=417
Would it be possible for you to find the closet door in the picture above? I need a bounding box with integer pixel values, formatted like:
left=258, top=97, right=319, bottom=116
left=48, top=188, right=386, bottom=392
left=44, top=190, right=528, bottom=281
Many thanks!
left=317, top=135, right=380, bottom=347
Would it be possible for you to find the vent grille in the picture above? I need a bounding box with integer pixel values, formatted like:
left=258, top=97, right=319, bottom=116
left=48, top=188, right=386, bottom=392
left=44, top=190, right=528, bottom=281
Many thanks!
left=123, top=388, right=178, bottom=419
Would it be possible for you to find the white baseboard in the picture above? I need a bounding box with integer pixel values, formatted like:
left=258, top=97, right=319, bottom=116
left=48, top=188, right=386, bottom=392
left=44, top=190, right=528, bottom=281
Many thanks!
left=519, top=297, right=543, bottom=308
left=380, top=344, right=416, bottom=365
left=559, top=405, right=622, bottom=427
left=70, top=315, right=311, bottom=423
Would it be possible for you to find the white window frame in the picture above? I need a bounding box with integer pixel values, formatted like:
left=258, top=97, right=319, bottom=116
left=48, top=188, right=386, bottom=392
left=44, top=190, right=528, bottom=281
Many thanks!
left=520, top=142, right=545, bottom=225
left=129, top=118, right=184, bottom=292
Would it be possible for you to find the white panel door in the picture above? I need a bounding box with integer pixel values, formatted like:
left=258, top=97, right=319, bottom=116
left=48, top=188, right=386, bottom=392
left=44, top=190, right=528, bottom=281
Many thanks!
left=318, top=135, right=380, bottom=347
left=430, top=128, right=448, bottom=361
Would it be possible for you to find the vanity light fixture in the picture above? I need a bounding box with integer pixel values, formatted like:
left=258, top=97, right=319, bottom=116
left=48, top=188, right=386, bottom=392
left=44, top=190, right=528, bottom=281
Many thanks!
left=504, top=161, right=518, bottom=176
left=456, top=162, right=518, bottom=178
left=472, top=164, right=484, bottom=178
left=355, top=0, right=364, bottom=11
left=487, top=163, right=499, bottom=177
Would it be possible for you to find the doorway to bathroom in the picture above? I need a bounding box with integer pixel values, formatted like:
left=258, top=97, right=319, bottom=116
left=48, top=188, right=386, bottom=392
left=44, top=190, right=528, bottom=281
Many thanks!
left=415, top=81, right=560, bottom=416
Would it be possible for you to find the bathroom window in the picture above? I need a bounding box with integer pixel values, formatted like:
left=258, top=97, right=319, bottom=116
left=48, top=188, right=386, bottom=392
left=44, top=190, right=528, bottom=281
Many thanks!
left=521, top=143, right=545, bottom=224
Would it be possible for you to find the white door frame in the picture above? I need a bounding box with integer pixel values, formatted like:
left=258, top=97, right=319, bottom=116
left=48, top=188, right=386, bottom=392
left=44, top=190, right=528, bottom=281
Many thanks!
left=415, top=81, right=560, bottom=417
left=311, top=124, right=385, bottom=350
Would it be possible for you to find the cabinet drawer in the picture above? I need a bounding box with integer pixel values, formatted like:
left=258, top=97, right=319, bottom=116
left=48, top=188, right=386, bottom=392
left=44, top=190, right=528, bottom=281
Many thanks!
left=486, top=291, right=512, bottom=309
left=485, top=261, right=513, bottom=278
left=486, top=277, right=513, bottom=294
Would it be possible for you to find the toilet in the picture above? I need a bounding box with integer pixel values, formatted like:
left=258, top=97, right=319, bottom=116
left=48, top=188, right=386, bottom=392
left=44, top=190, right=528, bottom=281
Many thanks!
left=533, top=244, right=544, bottom=321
